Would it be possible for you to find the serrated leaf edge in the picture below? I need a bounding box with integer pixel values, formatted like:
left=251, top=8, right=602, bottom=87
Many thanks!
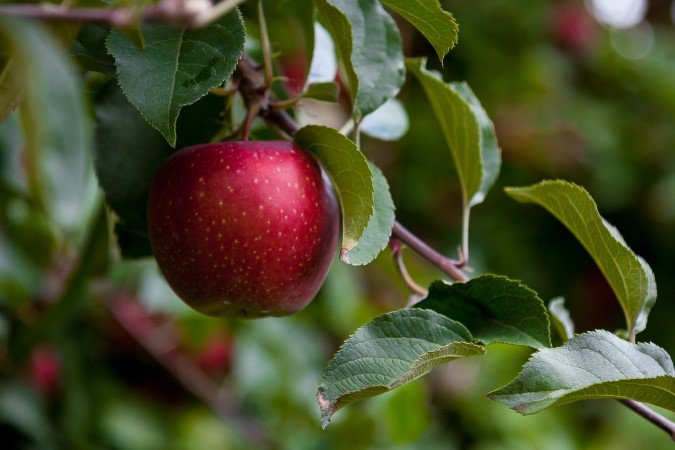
left=487, top=329, right=675, bottom=415
left=105, top=9, right=245, bottom=146
left=318, top=340, right=483, bottom=427
left=422, top=274, right=552, bottom=349
left=504, top=179, right=657, bottom=337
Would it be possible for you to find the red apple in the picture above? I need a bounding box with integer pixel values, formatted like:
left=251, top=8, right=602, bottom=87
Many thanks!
left=197, top=332, right=234, bottom=375
left=29, top=345, right=61, bottom=396
left=147, top=141, right=340, bottom=317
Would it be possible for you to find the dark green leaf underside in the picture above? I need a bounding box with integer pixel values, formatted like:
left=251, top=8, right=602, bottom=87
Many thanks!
left=106, top=11, right=245, bottom=146
left=94, top=83, right=172, bottom=236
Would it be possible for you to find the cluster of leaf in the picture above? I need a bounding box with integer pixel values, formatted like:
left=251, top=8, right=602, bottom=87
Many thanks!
left=315, top=21, right=674, bottom=428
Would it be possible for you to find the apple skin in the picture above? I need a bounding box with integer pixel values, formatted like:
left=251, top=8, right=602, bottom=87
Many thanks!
left=147, top=141, right=339, bottom=318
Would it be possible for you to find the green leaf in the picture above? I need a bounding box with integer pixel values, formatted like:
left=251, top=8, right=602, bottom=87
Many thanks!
left=0, top=18, right=93, bottom=232
left=317, top=308, right=484, bottom=427
left=505, top=180, right=657, bottom=338
left=0, top=55, right=21, bottom=125
left=380, top=0, right=458, bottom=62
left=295, top=125, right=374, bottom=259
left=406, top=58, right=501, bottom=207
left=303, top=82, right=340, bottom=103
left=341, top=163, right=395, bottom=265
left=488, top=331, right=675, bottom=414
left=416, top=275, right=551, bottom=349
left=548, top=297, right=574, bottom=342
left=361, top=98, right=409, bottom=141
left=316, top=0, right=405, bottom=117
left=69, top=23, right=115, bottom=74
left=106, top=11, right=245, bottom=146
left=94, top=83, right=172, bottom=237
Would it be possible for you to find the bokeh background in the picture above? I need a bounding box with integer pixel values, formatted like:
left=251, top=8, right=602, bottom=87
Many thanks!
left=0, top=0, right=674, bottom=448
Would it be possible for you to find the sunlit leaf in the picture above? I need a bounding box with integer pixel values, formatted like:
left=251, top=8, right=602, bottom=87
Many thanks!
left=488, top=331, right=675, bottom=414
left=318, top=308, right=484, bottom=427
left=406, top=58, right=501, bottom=207
left=505, top=180, right=656, bottom=337
left=548, top=297, right=574, bottom=342
left=380, top=0, right=458, bottom=62
left=295, top=125, right=374, bottom=258
left=341, top=163, right=395, bottom=265
left=316, top=0, right=405, bottom=117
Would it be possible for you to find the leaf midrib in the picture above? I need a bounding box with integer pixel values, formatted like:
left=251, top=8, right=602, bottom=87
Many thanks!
left=166, top=28, right=185, bottom=136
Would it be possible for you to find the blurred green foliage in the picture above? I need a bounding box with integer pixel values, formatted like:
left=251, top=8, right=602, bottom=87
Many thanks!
left=0, top=0, right=674, bottom=449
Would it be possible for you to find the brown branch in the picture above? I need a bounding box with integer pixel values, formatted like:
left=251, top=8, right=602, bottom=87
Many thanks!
left=0, top=0, right=247, bottom=28
left=98, top=286, right=273, bottom=448
left=390, top=238, right=428, bottom=300
left=391, top=222, right=468, bottom=282
left=620, top=400, right=675, bottom=441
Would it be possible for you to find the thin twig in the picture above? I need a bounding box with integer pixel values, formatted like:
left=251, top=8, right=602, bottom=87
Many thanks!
left=257, top=0, right=273, bottom=89
left=0, top=0, right=246, bottom=28
left=209, top=83, right=239, bottom=97
left=459, top=205, right=470, bottom=267
left=269, top=95, right=303, bottom=110
left=391, top=222, right=468, bottom=282
left=390, top=238, right=428, bottom=301
left=620, top=400, right=675, bottom=441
